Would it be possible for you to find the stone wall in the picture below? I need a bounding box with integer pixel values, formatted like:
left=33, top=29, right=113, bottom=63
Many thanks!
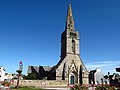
left=13, top=80, right=68, bottom=87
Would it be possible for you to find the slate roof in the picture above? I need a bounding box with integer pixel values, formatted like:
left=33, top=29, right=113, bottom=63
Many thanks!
left=27, top=66, right=32, bottom=73
left=27, top=66, right=53, bottom=74
left=43, top=66, right=52, bottom=71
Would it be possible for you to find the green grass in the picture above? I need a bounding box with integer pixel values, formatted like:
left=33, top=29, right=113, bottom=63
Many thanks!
left=12, top=86, right=46, bottom=90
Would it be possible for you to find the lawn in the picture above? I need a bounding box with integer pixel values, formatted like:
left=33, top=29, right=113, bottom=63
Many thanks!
left=12, top=86, right=46, bottom=90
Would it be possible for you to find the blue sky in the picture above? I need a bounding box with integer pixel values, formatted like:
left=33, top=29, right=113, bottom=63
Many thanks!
left=0, top=0, right=120, bottom=75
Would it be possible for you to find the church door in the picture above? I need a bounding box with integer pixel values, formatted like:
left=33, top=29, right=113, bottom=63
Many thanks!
left=70, top=76, right=74, bottom=84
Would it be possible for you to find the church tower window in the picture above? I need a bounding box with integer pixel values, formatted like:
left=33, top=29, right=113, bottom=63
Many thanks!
left=72, top=40, right=75, bottom=54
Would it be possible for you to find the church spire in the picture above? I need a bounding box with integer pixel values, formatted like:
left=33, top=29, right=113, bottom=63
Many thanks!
left=66, top=4, right=75, bottom=31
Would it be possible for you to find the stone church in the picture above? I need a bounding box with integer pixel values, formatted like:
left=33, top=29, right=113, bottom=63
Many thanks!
left=28, top=4, right=89, bottom=84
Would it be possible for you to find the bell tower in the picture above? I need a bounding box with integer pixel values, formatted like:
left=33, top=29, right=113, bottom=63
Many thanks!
left=61, top=4, right=80, bottom=60
left=56, top=4, right=89, bottom=84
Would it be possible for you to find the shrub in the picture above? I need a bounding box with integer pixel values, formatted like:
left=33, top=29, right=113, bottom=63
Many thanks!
left=25, top=73, right=37, bottom=80
left=70, top=84, right=88, bottom=90
left=2, top=81, right=11, bottom=86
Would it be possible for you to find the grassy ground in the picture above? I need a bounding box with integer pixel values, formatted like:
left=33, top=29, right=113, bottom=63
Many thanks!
left=12, top=86, right=46, bottom=90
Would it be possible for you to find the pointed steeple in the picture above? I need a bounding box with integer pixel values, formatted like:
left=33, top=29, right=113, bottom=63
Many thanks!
left=65, top=4, right=75, bottom=31
left=67, top=3, right=73, bottom=17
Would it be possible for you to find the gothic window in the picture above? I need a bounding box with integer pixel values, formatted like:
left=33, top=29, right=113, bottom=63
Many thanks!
left=72, top=40, right=75, bottom=54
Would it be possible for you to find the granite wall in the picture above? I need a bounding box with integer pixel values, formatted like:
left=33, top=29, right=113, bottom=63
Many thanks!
left=13, top=80, right=68, bottom=87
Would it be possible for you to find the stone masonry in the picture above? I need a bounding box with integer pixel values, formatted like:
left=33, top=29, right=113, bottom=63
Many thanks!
left=55, top=4, right=89, bottom=84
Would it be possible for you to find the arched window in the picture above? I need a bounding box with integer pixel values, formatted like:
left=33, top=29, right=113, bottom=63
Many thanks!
left=72, top=40, right=75, bottom=54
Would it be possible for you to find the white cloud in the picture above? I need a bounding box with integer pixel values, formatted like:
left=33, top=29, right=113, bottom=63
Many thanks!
left=86, top=60, right=120, bottom=75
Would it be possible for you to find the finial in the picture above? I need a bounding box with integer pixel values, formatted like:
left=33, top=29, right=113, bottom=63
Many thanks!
left=68, top=3, right=72, bottom=17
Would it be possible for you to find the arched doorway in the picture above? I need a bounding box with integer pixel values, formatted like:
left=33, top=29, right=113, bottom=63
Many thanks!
left=69, top=72, right=78, bottom=84
left=70, top=76, right=74, bottom=84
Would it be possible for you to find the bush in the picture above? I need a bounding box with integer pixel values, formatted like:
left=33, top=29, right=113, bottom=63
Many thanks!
left=70, top=84, right=88, bottom=90
left=25, top=73, right=37, bottom=80
left=2, top=81, right=11, bottom=86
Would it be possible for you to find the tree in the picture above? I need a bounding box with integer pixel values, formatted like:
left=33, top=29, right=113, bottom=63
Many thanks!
left=26, top=73, right=37, bottom=80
